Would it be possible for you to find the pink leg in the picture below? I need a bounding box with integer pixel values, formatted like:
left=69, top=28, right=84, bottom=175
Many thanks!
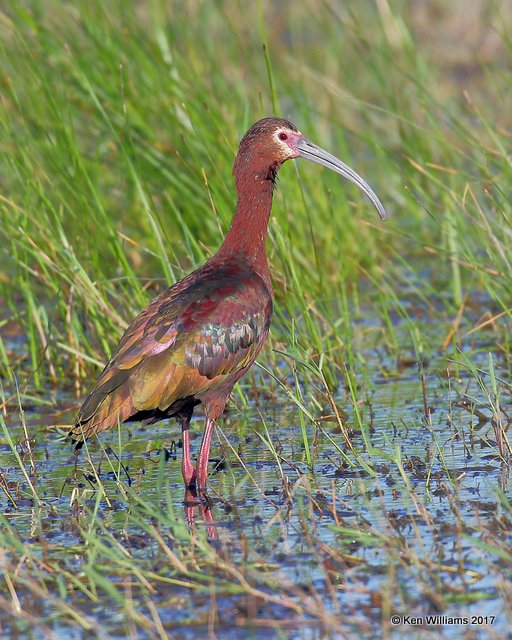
left=177, top=410, right=195, bottom=487
left=195, top=418, right=215, bottom=491
left=181, top=426, right=196, bottom=487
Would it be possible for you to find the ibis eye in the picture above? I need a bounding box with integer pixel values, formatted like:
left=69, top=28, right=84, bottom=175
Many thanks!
left=278, top=132, right=288, bottom=141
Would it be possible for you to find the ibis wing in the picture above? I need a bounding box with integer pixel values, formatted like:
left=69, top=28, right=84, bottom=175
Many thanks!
left=72, top=266, right=272, bottom=442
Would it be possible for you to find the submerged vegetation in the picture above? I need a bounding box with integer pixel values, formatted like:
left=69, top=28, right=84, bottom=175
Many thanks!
left=0, top=1, right=511, bottom=638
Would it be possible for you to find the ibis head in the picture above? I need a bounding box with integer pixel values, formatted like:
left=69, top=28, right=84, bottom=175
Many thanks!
left=233, top=117, right=386, bottom=221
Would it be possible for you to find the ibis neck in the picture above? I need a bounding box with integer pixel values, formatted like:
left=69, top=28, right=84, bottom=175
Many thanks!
left=215, top=164, right=277, bottom=287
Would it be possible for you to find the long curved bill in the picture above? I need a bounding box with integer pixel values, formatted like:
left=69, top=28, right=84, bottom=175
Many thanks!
left=296, top=138, right=387, bottom=221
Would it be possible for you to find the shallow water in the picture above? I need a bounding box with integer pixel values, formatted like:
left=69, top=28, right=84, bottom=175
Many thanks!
left=1, top=299, right=511, bottom=640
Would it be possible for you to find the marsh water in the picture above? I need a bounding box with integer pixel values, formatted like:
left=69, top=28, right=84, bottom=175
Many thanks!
left=1, top=290, right=511, bottom=640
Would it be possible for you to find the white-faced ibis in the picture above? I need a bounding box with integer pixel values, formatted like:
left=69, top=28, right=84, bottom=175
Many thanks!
left=70, top=117, right=386, bottom=491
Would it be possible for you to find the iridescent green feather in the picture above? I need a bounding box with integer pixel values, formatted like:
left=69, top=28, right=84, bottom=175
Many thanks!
left=70, top=264, right=272, bottom=443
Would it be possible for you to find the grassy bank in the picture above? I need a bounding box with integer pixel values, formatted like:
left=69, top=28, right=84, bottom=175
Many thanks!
left=1, top=1, right=511, bottom=638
